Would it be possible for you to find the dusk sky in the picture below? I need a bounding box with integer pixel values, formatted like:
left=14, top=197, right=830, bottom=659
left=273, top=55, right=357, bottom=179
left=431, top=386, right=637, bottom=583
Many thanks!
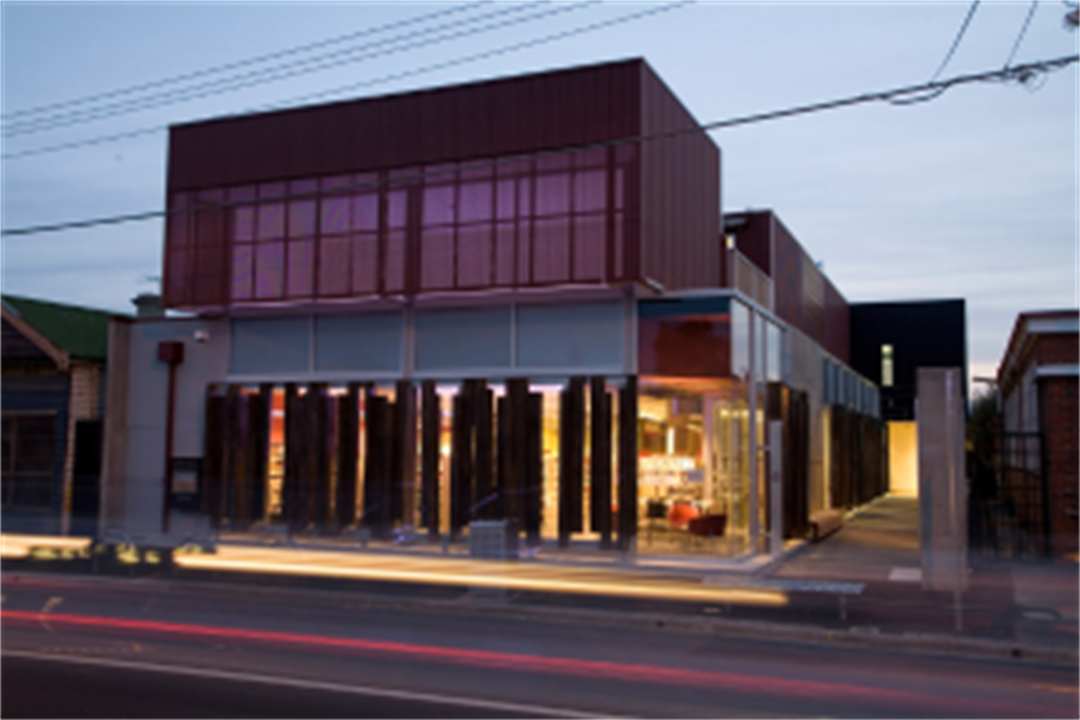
left=2, top=1, right=1077, bottom=395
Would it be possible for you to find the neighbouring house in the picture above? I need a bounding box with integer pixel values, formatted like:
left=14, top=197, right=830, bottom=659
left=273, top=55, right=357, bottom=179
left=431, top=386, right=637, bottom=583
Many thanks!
left=2, top=294, right=114, bottom=536
left=996, top=309, right=1079, bottom=559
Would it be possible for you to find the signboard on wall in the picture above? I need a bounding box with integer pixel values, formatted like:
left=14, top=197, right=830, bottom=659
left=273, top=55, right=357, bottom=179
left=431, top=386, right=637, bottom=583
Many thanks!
left=170, top=457, right=201, bottom=511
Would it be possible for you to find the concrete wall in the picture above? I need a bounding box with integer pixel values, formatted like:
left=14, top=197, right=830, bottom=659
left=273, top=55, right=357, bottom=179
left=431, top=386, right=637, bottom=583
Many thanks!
left=917, top=367, right=967, bottom=592
left=102, top=316, right=229, bottom=538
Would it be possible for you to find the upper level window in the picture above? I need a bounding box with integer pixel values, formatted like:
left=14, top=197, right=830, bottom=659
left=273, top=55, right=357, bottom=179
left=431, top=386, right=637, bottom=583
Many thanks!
left=881, top=344, right=894, bottom=387
left=170, top=145, right=635, bottom=307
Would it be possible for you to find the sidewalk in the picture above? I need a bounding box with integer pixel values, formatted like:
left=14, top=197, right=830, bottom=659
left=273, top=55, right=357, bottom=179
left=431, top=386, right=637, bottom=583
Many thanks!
left=766, top=494, right=1078, bottom=655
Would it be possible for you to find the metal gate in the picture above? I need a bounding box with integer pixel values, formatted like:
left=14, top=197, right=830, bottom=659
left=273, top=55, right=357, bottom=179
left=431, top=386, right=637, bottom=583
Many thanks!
left=969, top=431, right=1051, bottom=558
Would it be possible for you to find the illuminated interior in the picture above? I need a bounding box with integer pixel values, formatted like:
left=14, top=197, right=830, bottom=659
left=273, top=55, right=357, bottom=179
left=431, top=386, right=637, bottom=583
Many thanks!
left=208, top=294, right=795, bottom=560
left=637, top=378, right=751, bottom=557
left=887, top=420, right=918, bottom=497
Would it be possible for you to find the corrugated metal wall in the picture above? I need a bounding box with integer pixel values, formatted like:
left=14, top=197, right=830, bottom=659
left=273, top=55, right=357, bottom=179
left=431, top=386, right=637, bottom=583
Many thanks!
left=168, top=61, right=642, bottom=192
left=728, top=210, right=850, bottom=364
left=638, top=64, right=720, bottom=292
left=165, top=60, right=727, bottom=310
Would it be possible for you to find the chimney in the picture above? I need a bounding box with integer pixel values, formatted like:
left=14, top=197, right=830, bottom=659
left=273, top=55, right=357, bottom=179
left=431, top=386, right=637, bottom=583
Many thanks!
left=132, top=293, right=164, bottom=318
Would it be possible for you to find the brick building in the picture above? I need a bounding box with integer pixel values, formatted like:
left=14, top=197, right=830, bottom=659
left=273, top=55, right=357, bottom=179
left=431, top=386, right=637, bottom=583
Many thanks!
left=997, top=310, right=1079, bottom=558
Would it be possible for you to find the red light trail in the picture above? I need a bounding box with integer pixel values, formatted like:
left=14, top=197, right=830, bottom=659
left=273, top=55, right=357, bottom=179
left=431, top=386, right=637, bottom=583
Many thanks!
left=2, top=609, right=1061, bottom=717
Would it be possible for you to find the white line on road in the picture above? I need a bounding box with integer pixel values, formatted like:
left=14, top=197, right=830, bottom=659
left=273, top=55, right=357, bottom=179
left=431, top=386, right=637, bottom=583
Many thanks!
left=3, top=649, right=613, bottom=719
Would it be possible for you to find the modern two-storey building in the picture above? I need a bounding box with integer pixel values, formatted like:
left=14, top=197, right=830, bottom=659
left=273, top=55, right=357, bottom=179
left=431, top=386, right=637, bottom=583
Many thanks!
left=103, top=59, right=902, bottom=559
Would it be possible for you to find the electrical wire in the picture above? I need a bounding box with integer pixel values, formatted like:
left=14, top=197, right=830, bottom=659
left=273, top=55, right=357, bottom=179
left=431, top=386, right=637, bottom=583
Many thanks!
left=3, top=1, right=576, bottom=138
left=1, top=2, right=687, bottom=160
left=3, top=53, right=1075, bottom=239
left=931, top=0, right=981, bottom=81
left=1003, top=1, right=1039, bottom=68
left=1, top=2, right=488, bottom=122
left=892, top=0, right=981, bottom=106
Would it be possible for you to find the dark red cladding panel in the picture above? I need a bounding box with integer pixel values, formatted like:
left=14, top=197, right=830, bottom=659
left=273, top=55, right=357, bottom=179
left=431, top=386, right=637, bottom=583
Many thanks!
left=731, top=211, right=771, bottom=277
left=824, top=279, right=850, bottom=364
left=729, top=209, right=849, bottom=363
left=168, top=60, right=644, bottom=192
left=638, top=64, right=720, bottom=292
left=164, top=60, right=729, bottom=309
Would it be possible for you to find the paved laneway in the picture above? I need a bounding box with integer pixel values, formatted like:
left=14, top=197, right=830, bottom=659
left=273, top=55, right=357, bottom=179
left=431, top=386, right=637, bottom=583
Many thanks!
left=770, top=495, right=922, bottom=583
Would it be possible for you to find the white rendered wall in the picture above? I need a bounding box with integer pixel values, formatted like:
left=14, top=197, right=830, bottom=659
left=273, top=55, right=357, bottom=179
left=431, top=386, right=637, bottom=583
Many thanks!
left=104, top=317, right=228, bottom=538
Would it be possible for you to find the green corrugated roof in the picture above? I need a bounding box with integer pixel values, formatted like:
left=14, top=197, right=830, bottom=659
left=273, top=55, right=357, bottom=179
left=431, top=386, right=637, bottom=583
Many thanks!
left=2, top=294, right=118, bottom=361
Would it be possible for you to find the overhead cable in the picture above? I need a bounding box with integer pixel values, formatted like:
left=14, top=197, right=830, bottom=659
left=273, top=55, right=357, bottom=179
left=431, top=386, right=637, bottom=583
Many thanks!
left=3, top=53, right=1075, bottom=239
left=3, top=1, right=576, bottom=137
left=1, top=1, right=687, bottom=160
left=0, top=2, right=488, bottom=122
left=931, top=0, right=981, bottom=81
left=1003, top=1, right=1039, bottom=68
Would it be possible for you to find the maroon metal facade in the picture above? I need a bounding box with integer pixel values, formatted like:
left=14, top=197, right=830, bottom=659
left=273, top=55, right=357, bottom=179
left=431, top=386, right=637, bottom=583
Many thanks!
left=163, top=59, right=721, bottom=311
left=726, top=210, right=850, bottom=364
left=638, top=65, right=721, bottom=292
left=729, top=211, right=770, bottom=276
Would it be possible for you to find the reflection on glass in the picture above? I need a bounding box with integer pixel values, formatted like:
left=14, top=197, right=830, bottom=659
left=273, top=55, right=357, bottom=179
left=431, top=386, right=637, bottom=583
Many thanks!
left=731, top=300, right=750, bottom=382
left=767, top=321, right=782, bottom=382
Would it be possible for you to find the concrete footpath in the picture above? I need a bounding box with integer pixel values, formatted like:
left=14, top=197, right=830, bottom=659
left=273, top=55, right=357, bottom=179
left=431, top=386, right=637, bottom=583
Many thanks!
left=2, top=494, right=1077, bottom=665
left=764, top=495, right=1078, bottom=660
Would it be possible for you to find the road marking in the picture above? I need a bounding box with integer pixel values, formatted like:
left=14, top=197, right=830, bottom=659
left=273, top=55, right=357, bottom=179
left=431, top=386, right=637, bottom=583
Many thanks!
left=888, top=567, right=922, bottom=583
left=40, top=596, right=63, bottom=632
left=2, top=649, right=608, bottom=718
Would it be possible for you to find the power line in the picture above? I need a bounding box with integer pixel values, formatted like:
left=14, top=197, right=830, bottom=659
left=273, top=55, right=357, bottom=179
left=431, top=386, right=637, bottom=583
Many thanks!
left=4, top=1, right=576, bottom=138
left=2, top=2, right=685, bottom=160
left=4, top=53, right=1075, bottom=239
left=0, top=2, right=488, bottom=122
left=1004, top=1, right=1039, bottom=68
left=931, top=0, right=981, bottom=81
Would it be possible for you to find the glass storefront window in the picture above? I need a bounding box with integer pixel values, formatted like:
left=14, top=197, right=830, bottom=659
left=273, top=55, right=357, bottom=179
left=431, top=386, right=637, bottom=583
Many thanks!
left=731, top=300, right=750, bottom=382
left=638, top=379, right=754, bottom=557
left=635, top=296, right=757, bottom=557
left=639, top=297, right=731, bottom=378
left=767, top=321, right=782, bottom=382
left=267, top=388, right=285, bottom=520
left=537, top=384, right=561, bottom=541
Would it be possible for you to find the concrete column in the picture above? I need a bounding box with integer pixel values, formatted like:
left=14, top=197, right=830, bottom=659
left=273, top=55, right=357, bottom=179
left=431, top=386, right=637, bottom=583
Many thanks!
left=917, top=367, right=968, bottom=593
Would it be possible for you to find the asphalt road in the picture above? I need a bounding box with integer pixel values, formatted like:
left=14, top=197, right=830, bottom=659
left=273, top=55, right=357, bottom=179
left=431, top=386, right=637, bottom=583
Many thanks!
left=2, top=573, right=1076, bottom=718
left=2, top=654, right=536, bottom=719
